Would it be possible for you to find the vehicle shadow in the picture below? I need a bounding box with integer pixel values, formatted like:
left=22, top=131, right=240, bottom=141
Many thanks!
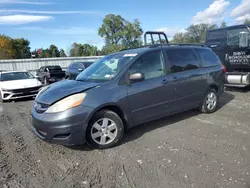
left=121, top=91, right=235, bottom=146
left=217, top=91, right=235, bottom=110
left=225, top=86, right=250, bottom=93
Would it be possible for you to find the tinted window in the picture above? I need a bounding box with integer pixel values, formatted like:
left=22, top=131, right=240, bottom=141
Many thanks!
left=165, top=48, right=199, bottom=73
left=1, top=72, right=34, bottom=81
left=195, top=49, right=220, bottom=67
left=129, top=51, right=164, bottom=80
left=227, top=28, right=249, bottom=46
left=47, top=66, right=62, bottom=71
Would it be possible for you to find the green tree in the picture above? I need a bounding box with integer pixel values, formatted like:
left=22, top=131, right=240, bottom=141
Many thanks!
left=220, top=21, right=227, bottom=28
left=171, top=32, right=187, bottom=43
left=59, top=49, right=67, bottom=57
left=49, top=44, right=60, bottom=57
left=172, top=24, right=218, bottom=44
left=12, top=38, right=31, bottom=59
left=98, top=14, right=143, bottom=53
left=185, top=24, right=217, bottom=43
left=69, top=43, right=98, bottom=57
left=244, top=19, right=250, bottom=24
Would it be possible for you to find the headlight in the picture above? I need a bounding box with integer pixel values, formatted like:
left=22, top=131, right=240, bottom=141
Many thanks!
left=46, top=93, right=86, bottom=113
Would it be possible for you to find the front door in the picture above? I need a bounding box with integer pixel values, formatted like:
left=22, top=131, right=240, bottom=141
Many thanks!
left=126, top=50, right=176, bottom=124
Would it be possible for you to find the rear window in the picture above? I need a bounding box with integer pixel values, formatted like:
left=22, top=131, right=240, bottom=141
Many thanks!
left=165, top=48, right=199, bottom=73
left=47, top=66, right=62, bottom=71
left=195, top=49, right=221, bottom=67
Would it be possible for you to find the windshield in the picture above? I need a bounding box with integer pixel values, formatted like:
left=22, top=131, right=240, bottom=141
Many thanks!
left=1, top=72, right=35, bottom=82
left=76, top=53, right=137, bottom=82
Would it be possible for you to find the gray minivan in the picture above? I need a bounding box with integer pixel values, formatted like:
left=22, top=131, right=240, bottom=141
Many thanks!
left=31, top=44, right=225, bottom=149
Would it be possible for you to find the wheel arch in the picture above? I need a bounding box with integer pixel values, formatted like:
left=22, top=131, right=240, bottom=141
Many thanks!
left=87, top=103, right=130, bottom=130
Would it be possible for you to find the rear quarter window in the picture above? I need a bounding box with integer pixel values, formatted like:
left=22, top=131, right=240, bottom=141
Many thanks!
left=195, top=49, right=221, bottom=67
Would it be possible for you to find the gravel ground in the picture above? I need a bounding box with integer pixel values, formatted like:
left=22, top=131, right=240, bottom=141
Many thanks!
left=0, top=88, right=250, bottom=188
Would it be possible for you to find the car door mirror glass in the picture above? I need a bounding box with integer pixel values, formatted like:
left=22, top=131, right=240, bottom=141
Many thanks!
left=129, top=72, right=145, bottom=83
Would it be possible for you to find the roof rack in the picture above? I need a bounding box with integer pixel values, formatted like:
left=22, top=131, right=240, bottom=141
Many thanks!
left=144, top=31, right=169, bottom=45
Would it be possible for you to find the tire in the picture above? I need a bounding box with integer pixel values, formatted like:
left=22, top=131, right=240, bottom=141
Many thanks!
left=200, top=88, right=218, bottom=113
left=86, top=110, right=124, bottom=149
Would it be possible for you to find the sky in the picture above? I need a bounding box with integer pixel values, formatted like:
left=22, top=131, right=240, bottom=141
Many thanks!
left=0, top=0, right=249, bottom=52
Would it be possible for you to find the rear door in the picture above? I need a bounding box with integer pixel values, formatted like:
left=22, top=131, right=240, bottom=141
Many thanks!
left=164, top=48, right=205, bottom=110
left=126, top=50, right=177, bottom=124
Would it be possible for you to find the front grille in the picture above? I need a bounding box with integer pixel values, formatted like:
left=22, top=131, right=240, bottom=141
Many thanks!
left=10, top=86, right=41, bottom=94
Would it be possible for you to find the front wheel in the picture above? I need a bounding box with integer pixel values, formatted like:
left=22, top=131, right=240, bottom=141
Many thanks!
left=86, top=110, right=124, bottom=149
left=200, top=89, right=218, bottom=113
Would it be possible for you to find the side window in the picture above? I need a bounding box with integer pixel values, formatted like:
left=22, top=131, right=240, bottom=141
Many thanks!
left=227, top=28, right=249, bottom=46
left=165, top=48, right=199, bottom=73
left=129, top=51, right=164, bottom=80
left=76, top=63, right=84, bottom=69
left=195, top=49, right=220, bottom=67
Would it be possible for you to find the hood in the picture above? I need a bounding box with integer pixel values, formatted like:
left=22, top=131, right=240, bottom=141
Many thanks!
left=36, top=79, right=99, bottom=105
left=0, top=79, right=42, bottom=90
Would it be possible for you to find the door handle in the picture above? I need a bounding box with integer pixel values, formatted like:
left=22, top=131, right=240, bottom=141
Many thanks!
left=161, top=78, right=169, bottom=84
left=171, top=76, right=178, bottom=81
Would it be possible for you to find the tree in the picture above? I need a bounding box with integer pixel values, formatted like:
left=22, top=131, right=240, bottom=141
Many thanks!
left=220, top=21, right=227, bottom=28
left=98, top=14, right=143, bottom=53
left=185, top=24, right=217, bottom=43
left=60, top=49, right=67, bottom=57
left=0, top=35, right=14, bottom=59
left=49, top=44, right=60, bottom=57
left=122, top=19, right=143, bottom=49
left=172, top=24, right=218, bottom=44
left=12, top=38, right=31, bottom=59
left=69, top=43, right=98, bottom=57
left=171, top=32, right=187, bottom=43
left=244, top=19, right=250, bottom=24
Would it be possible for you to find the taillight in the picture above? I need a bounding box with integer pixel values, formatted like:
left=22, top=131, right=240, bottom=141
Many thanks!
left=222, top=65, right=227, bottom=73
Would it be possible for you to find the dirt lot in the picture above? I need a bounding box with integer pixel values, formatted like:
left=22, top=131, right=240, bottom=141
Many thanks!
left=0, top=89, right=250, bottom=188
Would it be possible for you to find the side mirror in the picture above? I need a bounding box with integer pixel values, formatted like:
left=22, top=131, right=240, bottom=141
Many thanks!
left=78, top=68, right=83, bottom=72
left=129, top=72, right=145, bottom=83
left=239, top=32, right=249, bottom=48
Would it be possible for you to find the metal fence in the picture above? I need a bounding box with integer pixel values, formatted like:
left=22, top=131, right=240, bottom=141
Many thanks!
left=0, top=56, right=102, bottom=74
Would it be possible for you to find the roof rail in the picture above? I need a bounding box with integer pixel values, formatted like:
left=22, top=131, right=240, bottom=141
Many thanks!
left=158, top=43, right=207, bottom=47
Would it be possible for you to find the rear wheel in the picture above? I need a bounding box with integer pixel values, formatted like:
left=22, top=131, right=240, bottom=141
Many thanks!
left=86, top=110, right=124, bottom=149
left=200, top=89, right=218, bottom=113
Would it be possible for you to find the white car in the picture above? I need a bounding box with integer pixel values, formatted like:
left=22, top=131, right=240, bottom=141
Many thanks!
left=0, top=71, right=43, bottom=102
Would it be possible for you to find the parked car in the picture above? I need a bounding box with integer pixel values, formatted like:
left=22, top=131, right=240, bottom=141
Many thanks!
left=206, top=24, right=250, bottom=87
left=31, top=36, right=225, bottom=149
left=65, top=62, right=94, bottom=80
left=0, top=71, right=42, bottom=102
left=36, top=65, right=65, bottom=85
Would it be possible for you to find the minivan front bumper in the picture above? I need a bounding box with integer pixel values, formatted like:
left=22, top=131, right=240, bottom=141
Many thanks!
left=31, top=104, right=94, bottom=146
